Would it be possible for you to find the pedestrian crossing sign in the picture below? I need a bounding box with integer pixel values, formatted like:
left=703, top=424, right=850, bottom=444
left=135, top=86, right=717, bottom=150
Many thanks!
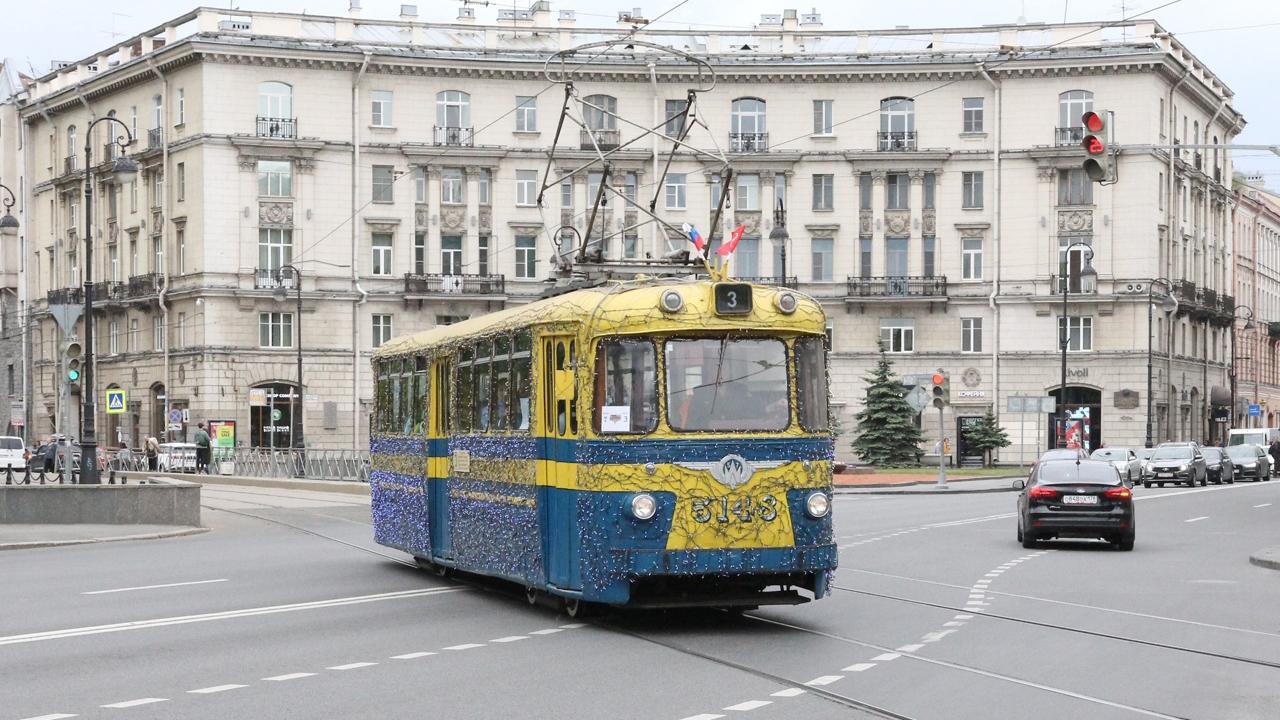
left=105, top=388, right=127, bottom=414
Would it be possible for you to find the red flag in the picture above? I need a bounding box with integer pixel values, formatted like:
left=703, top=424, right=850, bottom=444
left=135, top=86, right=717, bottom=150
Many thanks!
left=716, top=224, right=746, bottom=257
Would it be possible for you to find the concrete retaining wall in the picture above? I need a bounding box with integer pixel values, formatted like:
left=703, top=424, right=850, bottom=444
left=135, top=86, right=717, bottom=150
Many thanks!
left=0, top=480, right=202, bottom=526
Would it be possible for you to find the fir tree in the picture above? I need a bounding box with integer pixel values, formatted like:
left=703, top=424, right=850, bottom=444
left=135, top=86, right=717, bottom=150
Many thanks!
left=852, top=350, right=924, bottom=466
left=962, top=410, right=1011, bottom=467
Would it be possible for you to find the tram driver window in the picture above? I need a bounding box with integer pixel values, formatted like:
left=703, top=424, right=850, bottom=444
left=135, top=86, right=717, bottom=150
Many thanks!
left=795, top=336, right=829, bottom=432
left=665, top=337, right=789, bottom=432
left=593, top=338, right=657, bottom=434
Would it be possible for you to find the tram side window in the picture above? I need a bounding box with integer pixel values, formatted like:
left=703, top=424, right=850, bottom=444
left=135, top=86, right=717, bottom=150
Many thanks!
left=568, top=340, right=579, bottom=435
left=492, top=336, right=511, bottom=431
left=390, top=359, right=404, bottom=433
left=457, top=347, right=474, bottom=433
left=399, top=359, right=415, bottom=434
left=473, top=340, right=493, bottom=432
left=512, top=332, right=532, bottom=431
left=593, top=338, right=657, bottom=434
left=412, top=356, right=428, bottom=434
left=796, top=336, right=830, bottom=432
left=435, top=359, right=451, bottom=435
left=375, top=360, right=390, bottom=432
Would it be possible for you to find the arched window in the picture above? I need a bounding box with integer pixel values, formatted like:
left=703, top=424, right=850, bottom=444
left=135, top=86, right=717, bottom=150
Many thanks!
left=435, top=91, right=472, bottom=145
left=730, top=98, right=767, bottom=151
left=257, top=82, right=295, bottom=138
left=152, top=94, right=163, bottom=128
left=1057, top=90, right=1093, bottom=144
left=66, top=126, right=76, bottom=168
left=1212, top=135, right=1220, bottom=181
left=878, top=97, right=915, bottom=150
left=583, top=94, right=617, bottom=131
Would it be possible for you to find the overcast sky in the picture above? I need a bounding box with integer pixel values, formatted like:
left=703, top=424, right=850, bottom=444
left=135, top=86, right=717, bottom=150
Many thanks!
left=4, top=0, right=1276, bottom=178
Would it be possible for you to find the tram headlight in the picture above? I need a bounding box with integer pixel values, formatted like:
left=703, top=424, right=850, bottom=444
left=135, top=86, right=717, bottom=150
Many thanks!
left=630, top=493, right=658, bottom=521
left=805, top=491, right=830, bottom=519
left=774, top=292, right=798, bottom=315
left=660, top=290, right=684, bottom=313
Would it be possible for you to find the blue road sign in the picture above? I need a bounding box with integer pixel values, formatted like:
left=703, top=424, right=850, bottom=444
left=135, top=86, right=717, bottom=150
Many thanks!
left=1248, top=404, right=1262, bottom=417
left=105, top=388, right=127, bottom=415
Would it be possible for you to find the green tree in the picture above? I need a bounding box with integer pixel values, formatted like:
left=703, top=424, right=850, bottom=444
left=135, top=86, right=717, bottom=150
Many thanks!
left=852, top=351, right=924, bottom=466
left=962, top=410, right=1011, bottom=467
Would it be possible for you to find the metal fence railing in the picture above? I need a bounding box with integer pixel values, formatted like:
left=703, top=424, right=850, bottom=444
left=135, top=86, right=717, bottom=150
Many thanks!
left=210, top=448, right=370, bottom=483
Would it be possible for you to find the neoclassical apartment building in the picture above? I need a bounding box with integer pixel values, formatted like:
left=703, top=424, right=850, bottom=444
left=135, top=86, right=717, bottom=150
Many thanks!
left=7, top=5, right=1244, bottom=459
left=1232, top=181, right=1280, bottom=428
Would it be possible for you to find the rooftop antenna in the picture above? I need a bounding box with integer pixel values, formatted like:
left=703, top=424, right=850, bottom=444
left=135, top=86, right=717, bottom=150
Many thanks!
left=99, top=12, right=132, bottom=42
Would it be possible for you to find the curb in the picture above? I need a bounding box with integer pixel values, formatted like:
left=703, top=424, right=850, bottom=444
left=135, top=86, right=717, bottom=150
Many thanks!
left=0, top=526, right=209, bottom=551
left=119, top=471, right=370, bottom=497
left=834, top=475, right=1021, bottom=494
left=836, top=485, right=1018, bottom=496
left=1248, top=546, right=1280, bottom=572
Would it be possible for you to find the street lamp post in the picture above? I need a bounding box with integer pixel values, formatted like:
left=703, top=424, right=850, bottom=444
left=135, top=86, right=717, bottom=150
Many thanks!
left=273, top=265, right=305, bottom=457
left=1058, top=243, right=1097, bottom=449
left=769, top=198, right=788, bottom=284
left=1229, top=304, right=1255, bottom=433
left=80, top=119, right=138, bottom=485
left=0, top=184, right=19, bottom=238
left=1146, top=278, right=1177, bottom=448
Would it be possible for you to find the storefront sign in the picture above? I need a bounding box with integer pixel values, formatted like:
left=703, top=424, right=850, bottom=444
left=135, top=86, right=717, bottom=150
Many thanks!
left=957, top=391, right=986, bottom=399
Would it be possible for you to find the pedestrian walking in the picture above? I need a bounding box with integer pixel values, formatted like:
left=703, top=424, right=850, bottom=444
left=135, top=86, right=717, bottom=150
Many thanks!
left=1270, top=438, right=1280, bottom=477
left=194, top=423, right=211, bottom=474
left=145, top=435, right=160, bottom=471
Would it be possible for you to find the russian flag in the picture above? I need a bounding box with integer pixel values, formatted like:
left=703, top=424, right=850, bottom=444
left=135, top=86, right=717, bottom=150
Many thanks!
left=681, top=223, right=705, bottom=252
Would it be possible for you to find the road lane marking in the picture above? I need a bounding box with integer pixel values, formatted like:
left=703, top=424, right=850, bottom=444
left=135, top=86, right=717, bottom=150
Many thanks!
left=1255, top=503, right=1272, bottom=508
left=327, top=662, right=376, bottom=670
left=390, top=652, right=436, bottom=659
left=943, top=621, right=965, bottom=627
left=491, top=636, right=529, bottom=643
left=677, top=715, right=725, bottom=720
left=82, top=579, right=229, bottom=595
left=871, top=653, right=901, bottom=661
left=530, top=628, right=562, bottom=635
left=263, top=673, right=315, bottom=681
left=444, top=643, right=484, bottom=651
left=1185, top=516, right=1209, bottom=523
left=804, top=675, right=843, bottom=686
left=101, top=699, right=167, bottom=709
left=842, top=663, right=876, bottom=672
left=723, top=700, right=772, bottom=711
left=19, top=715, right=77, bottom=720
left=560, top=623, right=587, bottom=629
left=187, top=685, right=246, bottom=694
left=771, top=688, right=806, bottom=697
left=0, top=587, right=463, bottom=647
left=896, top=644, right=924, bottom=653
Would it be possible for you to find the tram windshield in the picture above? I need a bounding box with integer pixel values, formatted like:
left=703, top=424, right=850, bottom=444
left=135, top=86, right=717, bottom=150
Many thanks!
left=666, top=337, right=789, bottom=431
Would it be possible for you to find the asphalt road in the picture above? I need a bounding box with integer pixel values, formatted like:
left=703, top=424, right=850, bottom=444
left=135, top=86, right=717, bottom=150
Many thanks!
left=2, top=481, right=1278, bottom=720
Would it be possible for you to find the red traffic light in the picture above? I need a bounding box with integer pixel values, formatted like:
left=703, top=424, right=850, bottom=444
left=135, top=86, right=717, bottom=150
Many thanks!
left=931, top=372, right=945, bottom=385
left=1083, top=136, right=1105, bottom=155
left=1082, top=111, right=1104, bottom=133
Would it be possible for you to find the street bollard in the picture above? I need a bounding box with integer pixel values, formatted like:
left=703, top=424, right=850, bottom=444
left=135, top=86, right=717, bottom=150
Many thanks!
left=4, top=465, right=11, bottom=485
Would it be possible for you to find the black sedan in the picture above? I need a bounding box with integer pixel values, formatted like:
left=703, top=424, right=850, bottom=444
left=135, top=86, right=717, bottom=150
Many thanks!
left=1015, top=459, right=1134, bottom=551
left=1225, top=444, right=1271, bottom=482
left=1143, top=444, right=1207, bottom=488
left=1201, top=448, right=1234, bottom=484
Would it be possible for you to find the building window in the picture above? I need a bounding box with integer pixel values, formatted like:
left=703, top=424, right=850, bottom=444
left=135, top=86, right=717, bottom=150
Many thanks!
left=478, top=168, right=491, bottom=206
left=152, top=236, right=164, bottom=274
left=773, top=174, right=786, bottom=213
left=962, top=237, right=983, bottom=280
left=1058, top=90, right=1094, bottom=141
left=665, top=174, right=686, bottom=209
left=441, top=235, right=462, bottom=275
left=258, top=160, right=292, bottom=197
left=735, top=236, right=758, bottom=276
left=813, top=99, right=833, bottom=135
left=478, top=235, right=490, bottom=276
left=259, top=228, right=293, bottom=272
left=413, top=232, right=426, bottom=275
left=109, top=321, right=119, bottom=355
left=879, top=97, right=915, bottom=149
left=372, top=165, right=395, bottom=203
left=923, top=172, right=936, bottom=209
left=730, top=98, right=766, bottom=136
left=515, top=235, right=537, bottom=279
left=413, top=167, right=427, bottom=203
left=177, top=312, right=186, bottom=349
left=1058, top=316, right=1094, bottom=352
left=516, top=170, right=538, bottom=206
left=257, top=81, right=292, bottom=121
left=259, top=312, right=293, bottom=348
left=441, top=168, right=464, bottom=204
left=372, top=233, right=393, bottom=276
left=176, top=162, right=185, bottom=201
left=859, top=173, right=872, bottom=210
left=885, top=173, right=909, bottom=209
left=177, top=88, right=185, bottom=125
left=130, top=106, right=137, bottom=139
left=1058, top=237, right=1093, bottom=293
left=962, top=171, right=984, bottom=209
left=710, top=176, right=723, bottom=209
left=812, top=174, right=833, bottom=211
left=665, top=99, right=688, bottom=136
left=130, top=179, right=137, bottom=212
left=129, top=319, right=138, bottom=353
left=177, top=228, right=186, bottom=274
left=436, top=90, right=471, bottom=129
left=371, top=90, right=393, bottom=127
left=583, top=94, right=618, bottom=131
left=962, top=97, right=983, bottom=133
left=624, top=233, right=640, bottom=260
left=811, top=238, right=834, bottom=281
left=1057, top=168, right=1093, bottom=205
left=151, top=171, right=164, bottom=208
left=154, top=316, right=166, bottom=351
left=859, top=237, right=872, bottom=279
left=515, top=96, right=536, bottom=132
left=560, top=178, right=573, bottom=208
left=372, top=314, right=393, bottom=349
left=108, top=244, right=120, bottom=282
left=736, top=174, right=760, bottom=211
left=923, top=236, right=936, bottom=277
left=879, top=319, right=915, bottom=353
left=962, top=317, right=982, bottom=353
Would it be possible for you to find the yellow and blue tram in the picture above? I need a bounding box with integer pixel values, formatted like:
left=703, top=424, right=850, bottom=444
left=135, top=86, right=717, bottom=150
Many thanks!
left=369, top=278, right=836, bottom=611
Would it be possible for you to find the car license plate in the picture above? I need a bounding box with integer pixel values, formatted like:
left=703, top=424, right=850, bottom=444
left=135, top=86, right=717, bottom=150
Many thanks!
left=1062, top=495, right=1099, bottom=505
left=1157, top=472, right=1173, bottom=478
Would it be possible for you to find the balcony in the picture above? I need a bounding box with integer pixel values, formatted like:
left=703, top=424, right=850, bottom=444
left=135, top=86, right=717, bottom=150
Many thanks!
left=257, top=117, right=297, bottom=139
left=877, top=131, right=917, bottom=151
left=147, top=128, right=163, bottom=149
left=738, top=276, right=798, bottom=289
left=1270, top=322, right=1280, bottom=340
left=47, top=287, right=83, bottom=305
left=729, top=133, right=768, bottom=153
left=1175, top=279, right=1197, bottom=305
left=1220, top=293, right=1235, bottom=315
left=846, top=275, right=947, bottom=298
left=126, top=273, right=163, bottom=298
left=99, top=281, right=126, bottom=305
left=1055, top=126, right=1084, bottom=146
left=433, top=126, right=474, bottom=147
left=63, top=155, right=78, bottom=175
left=254, top=268, right=287, bottom=289
left=404, top=273, right=504, bottom=296
left=580, top=128, right=621, bottom=150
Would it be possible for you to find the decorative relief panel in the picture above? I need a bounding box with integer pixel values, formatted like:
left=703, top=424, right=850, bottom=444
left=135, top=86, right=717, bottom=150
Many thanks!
left=734, top=211, right=761, bottom=236
left=859, top=210, right=873, bottom=236
left=415, top=203, right=429, bottom=229
left=922, top=210, right=936, bottom=235
left=441, top=206, right=465, bottom=230
left=884, top=210, right=910, bottom=236
left=479, top=207, right=492, bottom=231
left=959, top=227, right=985, bottom=239
left=1058, top=210, right=1094, bottom=234
left=259, top=201, right=294, bottom=227
left=560, top=209, right=573, bottom=228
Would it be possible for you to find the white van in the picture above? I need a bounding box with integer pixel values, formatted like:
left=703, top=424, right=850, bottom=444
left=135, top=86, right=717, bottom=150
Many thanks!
left=1227, top=428, right=1279, bottom=452
left=0, top=436, right=26, bottom=472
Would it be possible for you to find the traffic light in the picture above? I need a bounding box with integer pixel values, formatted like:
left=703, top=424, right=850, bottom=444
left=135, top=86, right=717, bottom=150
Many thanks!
left=64, top=340, right=83, bottom=391
left=1080, top=110, right=1115, bottom=184
left=930, top=370, right=950, bottom=409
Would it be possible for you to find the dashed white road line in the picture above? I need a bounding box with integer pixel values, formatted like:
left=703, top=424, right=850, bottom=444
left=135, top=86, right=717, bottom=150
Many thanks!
left=327, top=662, right=377, bottom=670
left=804, top=675, right=843, bottom=686
left=262, top=672, right=315, bottom=681
left=19, top=714, right=77, bottom=720
left=443, top=643, right=484, bottom=651
left=677, top=714, right=725, bottom=720
left=390, top=652, right=436, bottom=660
left=491, top=636, right=529, bottom=643
left=770, top=688, right=807, bottom=698
left=187, top=685, right=246, bottom=695
left=1254, top=503, right=1271, bottom=508
left=100, top=698, right=167, bottom=709
left=896, top=644, right=924, bottom=653
left=871, top=652, right=901, bottom=661
left=82, top=579, right=229, bottom=595
left=530, top=628, right=563, bottom=635
left=842, top=662, right=876, bottom=672
left=1185, top=516, right=1209, bottom=523
left=723, top=700, right=772, bottom=711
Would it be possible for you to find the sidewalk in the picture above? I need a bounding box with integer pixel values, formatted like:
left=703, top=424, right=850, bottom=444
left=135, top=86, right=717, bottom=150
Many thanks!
left=0, top=524, right=208, bottom=551
left=1249, top=546, right=1280, bottom=572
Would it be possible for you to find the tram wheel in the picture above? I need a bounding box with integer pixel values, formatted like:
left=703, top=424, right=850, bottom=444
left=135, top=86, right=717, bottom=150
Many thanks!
left=563, top=597, right=589, bottom=619
left=525, top=587, right=539, bottom=606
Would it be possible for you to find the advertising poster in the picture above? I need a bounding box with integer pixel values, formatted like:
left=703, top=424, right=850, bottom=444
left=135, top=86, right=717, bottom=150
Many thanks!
left=209, top=420, right=237, bottom=461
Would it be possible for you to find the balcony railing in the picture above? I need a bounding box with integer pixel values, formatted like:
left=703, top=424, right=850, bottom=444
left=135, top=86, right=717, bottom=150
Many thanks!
left=846, top=275, right=947, bottom=298
left=257, top=116, right=297, bottom=139
left=1055, top=126, right=1085, bottom=146
left=147, top=128, right=163, bottom=149
left=1175, top=279, right=1197, bottom=303
left=254, top=268, right=288, bottom=289
left=729, top=133, right=769, bottom=153
left=877, top=131, right=917, bottom=151
left=1270, top=322, right=1280, bottom=340
left=63, top=155, right=78, bottom=174
left=47, top=287, right=83, bottom=305
left=433, top=126, right=474, bottom=147
left=580, top=128, right=621, bottom=150
left=738, top=276, right=798, bottom=289
left=404, top=273, right=505, bottom=295
left=127, top=273, right=163, bottom=298
left=1220, top=293, right=1235, bottom=315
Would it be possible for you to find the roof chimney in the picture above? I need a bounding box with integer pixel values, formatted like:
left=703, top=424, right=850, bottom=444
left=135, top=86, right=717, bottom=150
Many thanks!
left=400, top=4, right=418, bottom=20
left=348, top=0, right=362, bottom=18
left=457, top=6, right=476, bottom=23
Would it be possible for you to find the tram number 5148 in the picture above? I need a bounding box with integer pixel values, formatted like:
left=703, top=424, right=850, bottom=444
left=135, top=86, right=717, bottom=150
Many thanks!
left=691, top=495, right=778, bottom=524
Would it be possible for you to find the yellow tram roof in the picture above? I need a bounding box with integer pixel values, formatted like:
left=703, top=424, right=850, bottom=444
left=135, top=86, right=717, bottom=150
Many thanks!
left=372, top=278, right=826, bottom=360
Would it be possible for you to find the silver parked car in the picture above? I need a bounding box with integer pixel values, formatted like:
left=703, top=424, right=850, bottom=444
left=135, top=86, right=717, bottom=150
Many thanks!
left=1090, top=448, right=1142, bottom=485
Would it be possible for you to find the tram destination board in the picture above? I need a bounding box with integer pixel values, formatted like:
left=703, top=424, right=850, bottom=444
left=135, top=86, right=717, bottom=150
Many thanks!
left=713, top=283, right=753, bottom=315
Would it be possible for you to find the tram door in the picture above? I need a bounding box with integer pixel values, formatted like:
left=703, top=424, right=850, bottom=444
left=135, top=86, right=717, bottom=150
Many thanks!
left=540, top=335, right=580, bottom=590
left=429, top=358, right=452, bottom=560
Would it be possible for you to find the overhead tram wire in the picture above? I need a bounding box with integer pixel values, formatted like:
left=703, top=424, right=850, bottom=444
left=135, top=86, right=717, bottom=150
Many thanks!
left=295, top=0, right=693, bottom=260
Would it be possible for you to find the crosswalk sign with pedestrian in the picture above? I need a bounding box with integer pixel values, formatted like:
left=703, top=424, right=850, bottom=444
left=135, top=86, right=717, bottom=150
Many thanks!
left=105, top=388, right=127, bottom=415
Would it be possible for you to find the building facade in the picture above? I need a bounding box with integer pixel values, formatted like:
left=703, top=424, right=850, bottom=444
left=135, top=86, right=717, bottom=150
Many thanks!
left=6, top=5, right=1245, bottom=460
left=1232, top=181, right=1280, bottom=428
